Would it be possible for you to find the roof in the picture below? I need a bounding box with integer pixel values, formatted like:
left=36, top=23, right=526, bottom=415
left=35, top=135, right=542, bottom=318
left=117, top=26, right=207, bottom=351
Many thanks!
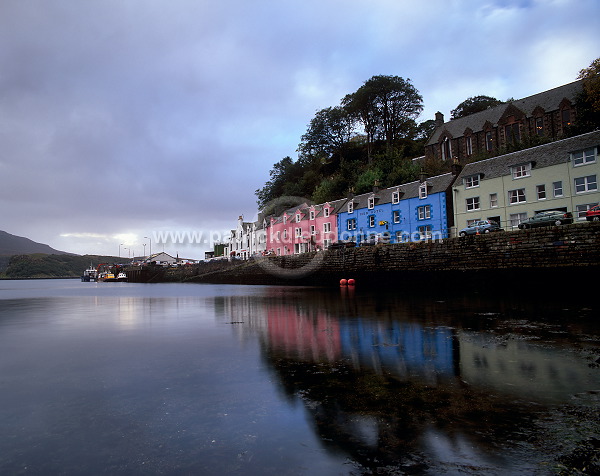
left=456, top=130, right=600, bottom=182
left=338, top=172, right=457, bottom=211
left=426, top=80, right=583, bottom=146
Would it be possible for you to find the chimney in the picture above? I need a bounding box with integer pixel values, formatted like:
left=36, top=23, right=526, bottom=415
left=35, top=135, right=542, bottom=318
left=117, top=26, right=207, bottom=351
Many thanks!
left=419, top=168, right=427, bottom=183
left=451, top=158, right=462, bottom=176
left=373, top=180, right=380, bottom=193
left=435, top=111, right=444, bottom=127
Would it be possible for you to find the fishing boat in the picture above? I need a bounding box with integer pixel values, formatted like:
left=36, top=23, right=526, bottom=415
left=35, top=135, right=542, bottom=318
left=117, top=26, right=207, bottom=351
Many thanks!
left=117, top=272, right=128, bottom=282
left=81, top=264, right=98, bottom=282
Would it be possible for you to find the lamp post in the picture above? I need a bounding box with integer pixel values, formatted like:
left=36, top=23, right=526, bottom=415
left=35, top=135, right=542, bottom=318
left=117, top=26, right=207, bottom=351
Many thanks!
left=143, top=243, right=146, bottom=258
left=144, top=236, right=151, bottom=258
left=119, top=243, right=124, bottom=259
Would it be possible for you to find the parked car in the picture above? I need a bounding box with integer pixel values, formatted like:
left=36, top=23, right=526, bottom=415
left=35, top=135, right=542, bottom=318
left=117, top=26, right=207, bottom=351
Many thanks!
left=458, top=220, right=502, bottom=237
left=517, top=210, right=573, bottom=229
left=585, top=205, right=600, bottom=222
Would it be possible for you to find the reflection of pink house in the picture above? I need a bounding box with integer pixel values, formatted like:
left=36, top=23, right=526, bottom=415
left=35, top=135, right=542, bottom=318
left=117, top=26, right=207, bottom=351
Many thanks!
left=267, top=302, right=341, bottom=361
left=266, top=200, right=343, bottom=255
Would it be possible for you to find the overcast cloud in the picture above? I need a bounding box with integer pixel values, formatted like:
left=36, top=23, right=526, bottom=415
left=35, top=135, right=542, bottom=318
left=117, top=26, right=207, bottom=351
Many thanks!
left=1, top=0, right=598, bottom=259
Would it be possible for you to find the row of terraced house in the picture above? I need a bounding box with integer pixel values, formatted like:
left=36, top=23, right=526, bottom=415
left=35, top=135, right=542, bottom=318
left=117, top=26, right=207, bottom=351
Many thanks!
left=224, top=80, right=600, bottom=259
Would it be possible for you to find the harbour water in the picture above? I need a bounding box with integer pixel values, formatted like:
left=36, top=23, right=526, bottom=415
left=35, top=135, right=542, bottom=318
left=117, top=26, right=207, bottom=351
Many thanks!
left=0, top=279, right=598, bottom=475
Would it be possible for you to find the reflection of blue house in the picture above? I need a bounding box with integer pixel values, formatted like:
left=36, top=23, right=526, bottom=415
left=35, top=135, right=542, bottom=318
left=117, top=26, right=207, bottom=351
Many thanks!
left=339, top=319, right=456, bottom=378
left=335, top=172, right=458, bottom=244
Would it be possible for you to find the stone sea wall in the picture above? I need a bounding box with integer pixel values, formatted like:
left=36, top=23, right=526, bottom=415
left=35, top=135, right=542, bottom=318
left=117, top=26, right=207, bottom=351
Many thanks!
left=162, top=222, right=600, bottom=288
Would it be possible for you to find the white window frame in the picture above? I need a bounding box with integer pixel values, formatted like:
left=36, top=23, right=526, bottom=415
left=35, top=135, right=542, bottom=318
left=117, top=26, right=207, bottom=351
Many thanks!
left=418, top=205, right=431, bottom=220
left=309, top=210, right=315, bottom=220
left=310, top=225, right=316, bottom=235
left=576, top=203, right=598, bottom=220
left=512, top=163, right=531, bottom=179
left=295, top=227, right=302, bottom=238
left=536, top=184, right=546, bottom=200
left=572, top=148, right=596, bottom=167
left=466, top=197, right=480, bottom=211
left=296, top=214, right=301, bottom=222
left=347, top=219, right=356, bottom=231
left=323, top=222, right=331, bottom=233
left=368, top=215, right=375, bottom=227
left=393, top=210, right=400, bottom=223
left=418, top=225, right=432, bottom=239
left=574, top=175, right=598, bottom=194
left=419, top=182, right=427, bottom=199
left=509, top=212, right=527, bottom=228
left=489, top=193, right=498, bottom=208
left=465, top=175, right=479, bottom=188
left=466, top=136, right=473, bottom=156
left=553, top=181, right=563, bottom=197
left=348, top=202, right=354, bottom=213
left=508, top=188, right=526, bottom=204
left=324, top=207, right=330, bottom=217
left=392, top=191, right=400, bottom=204
left=368, top=196, right=375, bottom=209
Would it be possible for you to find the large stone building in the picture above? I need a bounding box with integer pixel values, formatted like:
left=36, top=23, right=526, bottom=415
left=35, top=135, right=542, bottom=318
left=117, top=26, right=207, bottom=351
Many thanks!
left=425, top=81, right=582, bottom=164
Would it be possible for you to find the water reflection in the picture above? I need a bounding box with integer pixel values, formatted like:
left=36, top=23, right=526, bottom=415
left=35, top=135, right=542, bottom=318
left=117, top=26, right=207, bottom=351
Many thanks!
left=219, top=288, right=600, bottom=473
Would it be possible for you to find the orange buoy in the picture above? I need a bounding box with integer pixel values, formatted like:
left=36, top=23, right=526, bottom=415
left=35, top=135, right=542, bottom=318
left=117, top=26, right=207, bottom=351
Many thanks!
left=339, top=279, right=348, bottom=286
left=347, top=278, right=355, bottom=286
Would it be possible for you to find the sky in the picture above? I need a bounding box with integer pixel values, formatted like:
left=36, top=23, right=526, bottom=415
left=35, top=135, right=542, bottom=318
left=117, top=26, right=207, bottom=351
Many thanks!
left=1, top=0, right=598, bottom=260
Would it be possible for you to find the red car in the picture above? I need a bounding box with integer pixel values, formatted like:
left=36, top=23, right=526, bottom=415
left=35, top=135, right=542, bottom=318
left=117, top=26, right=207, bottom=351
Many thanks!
left=586, top=205, right=600, bottom=222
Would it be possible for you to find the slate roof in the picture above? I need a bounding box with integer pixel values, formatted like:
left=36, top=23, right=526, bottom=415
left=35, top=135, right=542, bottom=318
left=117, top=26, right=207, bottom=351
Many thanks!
left=336, top=172, right=457, bottom=211
left=426, top=80, right=583, bottom=146
left=456, top=130, right=600, bottom=183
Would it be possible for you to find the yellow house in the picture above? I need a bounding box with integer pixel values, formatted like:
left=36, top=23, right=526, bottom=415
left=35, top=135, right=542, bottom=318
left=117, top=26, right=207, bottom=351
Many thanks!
left=453, top=130, right=600, bottom=232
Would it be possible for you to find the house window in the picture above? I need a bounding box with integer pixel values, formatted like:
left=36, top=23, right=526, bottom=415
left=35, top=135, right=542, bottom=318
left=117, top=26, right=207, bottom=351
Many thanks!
left=489, top=193, right=498, bottom=208
left=283, top=216, right=287, bottom=224
left=441, top=137, right=452, bottom=161
left=368, top=215, right=375, bottom=227
left=466, top=197, right=480, bottom=211
left=324, top=208, right=330, bottom=217
left=393, top=210, right=400, bottom=223
left=296, top=214, right=301, bottom=222
left=512, top=163, right=531, bottom=179
left=295, top=227, right=302, bottom=238
left=572, top=148, right=596, bottom=166
left=536, top=184, right=546, bottom=200
left=509, top=212, right=527, bottom=228
left=465, top=175, right=479, bottom=188
left=283, top=229, right=288, bottom=239
left=553, top=181, right=563, bottom=197
left=392, top=191, right=400, bottom=204
left=485, top=131, right=493, bottom=151
left=348, top=202, right=354, bottom=213
left=561, top=109, right=571, bottom=128
left=418, top=205, right=431, bottom=220
left=466, top=136, right=473, bottom=156
left=368, top=196, right=375, bottom=209
left=395, top=231, right=403, bottom=242
left=347, top=219, right=356, bottom=231
left=310, top=225, right=315, bottom=235
left=276, top=231, right=281, bottom=242
left=576, top=203, right=598, bottom=220
left=535, top=117, right=544, bottom=136
left=505, top=123, right=520, bottom=145
left=419, top=182, right=427, bottom=199
left=309, top=210, right=315, bottom=220
left=418, top=225, right=432, bottom=239
left=323, top=222, right=331, bottom=233
left=574, top=175, right=598, bottom=193
left=508, top=188, right=526, bottom=204
left=466, top=218, right=480, bottom=226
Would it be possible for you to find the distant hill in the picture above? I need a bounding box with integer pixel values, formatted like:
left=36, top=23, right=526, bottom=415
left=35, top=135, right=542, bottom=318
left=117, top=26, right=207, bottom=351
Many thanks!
left=0, top=230, right=71, bottom=256
left=2, top=254, right=124, bottom=279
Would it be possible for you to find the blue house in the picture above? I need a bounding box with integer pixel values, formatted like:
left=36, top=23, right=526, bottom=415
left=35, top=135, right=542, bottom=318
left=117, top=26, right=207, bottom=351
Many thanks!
left=335, top=172, right=458, bottom=244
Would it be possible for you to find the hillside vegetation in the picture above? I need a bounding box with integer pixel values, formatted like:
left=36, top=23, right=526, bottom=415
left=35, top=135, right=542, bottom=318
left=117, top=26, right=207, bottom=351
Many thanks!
left=1, top=254, right=124, bottom=279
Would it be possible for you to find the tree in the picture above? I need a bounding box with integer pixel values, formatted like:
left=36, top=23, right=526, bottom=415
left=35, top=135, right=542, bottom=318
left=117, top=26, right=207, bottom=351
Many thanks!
left=579, top=57, right=600, bottom=112
left=343, top=75, right=423, bottom=161
left=450, top=95, right=503, bottom=120
left=298, top=106, right=356, bottom=162
left=567, top=57, right=600, bottom=136
left=255, top=157, right=296, bottom=209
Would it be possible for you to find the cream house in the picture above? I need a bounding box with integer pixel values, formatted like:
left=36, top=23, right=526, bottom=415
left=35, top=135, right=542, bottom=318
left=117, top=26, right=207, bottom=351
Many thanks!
left=453, top=130, right=600, bottom=232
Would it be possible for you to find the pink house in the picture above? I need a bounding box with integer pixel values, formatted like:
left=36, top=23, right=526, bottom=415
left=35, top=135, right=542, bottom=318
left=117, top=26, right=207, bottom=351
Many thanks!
left=266, top=200, right=342, bottom=255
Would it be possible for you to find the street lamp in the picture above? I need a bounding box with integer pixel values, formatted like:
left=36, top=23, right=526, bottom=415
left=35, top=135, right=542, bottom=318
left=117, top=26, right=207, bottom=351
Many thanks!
left=144, top=236, right=151, bottom=258
left=143, top=243, right=146, bottom=257
left=119, top=243, right=124, bottom=259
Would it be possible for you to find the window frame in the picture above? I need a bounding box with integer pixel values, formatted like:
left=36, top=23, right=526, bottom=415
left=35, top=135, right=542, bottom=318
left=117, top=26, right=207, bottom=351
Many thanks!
left=536, top=184, right=546, bottom=200
left=489, top=193, right=498, bottom=208
left=574, top=175, right=598, bottom=194
left=553, top=181, right=563, bottom=198
left=368, top=215, right=375, bottom=228
left=508, top=188, right=526, bottom=204
left=466, top=197, right=480, bottom=211
left=512, top=163, right=531, bottom=179
left=465, top=175, right=480, bottom=188
left=572, top=148, right=597, bottom=167
left=418, top=205, right=431, bottom=220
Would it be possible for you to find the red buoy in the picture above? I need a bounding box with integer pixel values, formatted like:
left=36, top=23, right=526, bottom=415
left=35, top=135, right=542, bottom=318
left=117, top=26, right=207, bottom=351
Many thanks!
left=339, top=279, right=348, bottom=286
left=347, top=278, right=355, bottom=286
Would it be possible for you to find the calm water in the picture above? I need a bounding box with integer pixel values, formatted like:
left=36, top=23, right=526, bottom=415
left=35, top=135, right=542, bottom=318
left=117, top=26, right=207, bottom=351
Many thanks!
left=0, top=279, right=598, bottom=475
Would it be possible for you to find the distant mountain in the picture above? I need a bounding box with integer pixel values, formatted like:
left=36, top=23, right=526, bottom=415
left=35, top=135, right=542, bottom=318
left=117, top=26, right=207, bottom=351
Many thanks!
left=0, top=230, right=72, bottom=256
